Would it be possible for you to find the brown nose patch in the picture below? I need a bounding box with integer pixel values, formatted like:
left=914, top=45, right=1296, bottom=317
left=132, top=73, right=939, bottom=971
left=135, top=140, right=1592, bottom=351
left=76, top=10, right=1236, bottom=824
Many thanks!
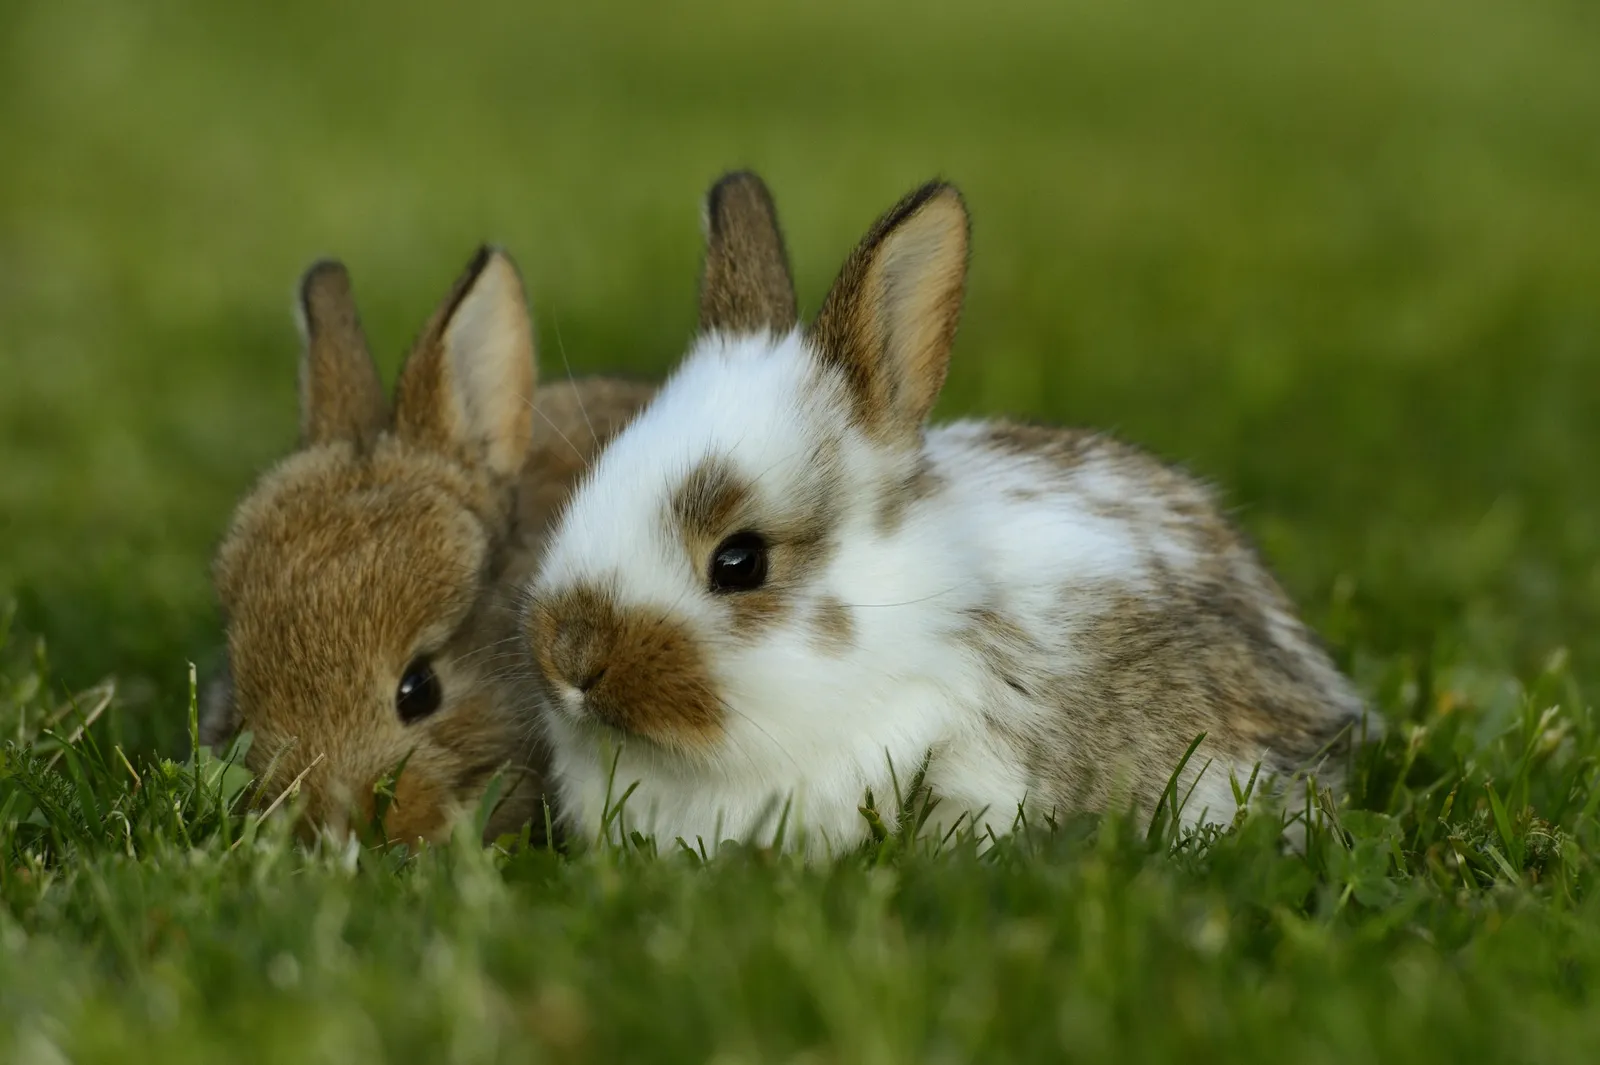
left=529, top=584, right=724, bottom=751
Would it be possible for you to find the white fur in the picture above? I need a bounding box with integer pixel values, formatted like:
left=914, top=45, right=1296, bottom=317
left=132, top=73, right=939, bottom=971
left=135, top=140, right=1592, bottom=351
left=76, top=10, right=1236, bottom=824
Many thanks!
left=531, top=330, right=1288, bottom=856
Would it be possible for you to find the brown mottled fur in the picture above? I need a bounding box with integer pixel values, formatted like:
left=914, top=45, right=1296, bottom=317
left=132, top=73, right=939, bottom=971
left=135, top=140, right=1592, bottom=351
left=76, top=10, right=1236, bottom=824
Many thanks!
left=977, top=421, right=1102, bottom=473
left=957, top=425, right=1363, bottom=818
left=963, top=579, right=1360, bottom=820
left=206, top=248, right=654, bottom=845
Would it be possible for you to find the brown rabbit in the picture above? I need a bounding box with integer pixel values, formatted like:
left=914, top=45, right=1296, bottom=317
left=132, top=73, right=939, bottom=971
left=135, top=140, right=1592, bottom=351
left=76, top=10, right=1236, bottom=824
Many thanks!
left=203, top=246, right=654, bottom=844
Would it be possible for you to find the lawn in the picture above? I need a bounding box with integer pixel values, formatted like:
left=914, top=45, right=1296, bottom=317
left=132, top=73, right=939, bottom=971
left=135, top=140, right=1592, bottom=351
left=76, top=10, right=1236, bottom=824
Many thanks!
left=3, top=0, right=1600, bottom=1061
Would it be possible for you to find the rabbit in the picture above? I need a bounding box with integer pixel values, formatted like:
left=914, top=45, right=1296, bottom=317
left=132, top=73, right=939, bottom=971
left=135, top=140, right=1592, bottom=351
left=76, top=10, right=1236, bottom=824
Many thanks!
left=519, top=171, right=1373, bottom=856
left=202, top=245, right=655, bottom=845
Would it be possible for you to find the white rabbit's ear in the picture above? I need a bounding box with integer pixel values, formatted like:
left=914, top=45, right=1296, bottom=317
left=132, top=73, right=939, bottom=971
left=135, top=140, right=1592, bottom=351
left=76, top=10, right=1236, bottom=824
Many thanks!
left=296, top=260, right=388, bottom=449
left=394, top=246, right=537, bottom=481
left=809, top=182, right=969, bottom=443
left=698, top=170, right=798, bottom=335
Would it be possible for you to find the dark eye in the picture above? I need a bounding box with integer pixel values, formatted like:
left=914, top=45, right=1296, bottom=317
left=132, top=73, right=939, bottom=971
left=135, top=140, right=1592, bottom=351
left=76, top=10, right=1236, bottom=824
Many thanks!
left=709, top=532, right=769, bottom=593
left=396, top=657, right=443, bottom=724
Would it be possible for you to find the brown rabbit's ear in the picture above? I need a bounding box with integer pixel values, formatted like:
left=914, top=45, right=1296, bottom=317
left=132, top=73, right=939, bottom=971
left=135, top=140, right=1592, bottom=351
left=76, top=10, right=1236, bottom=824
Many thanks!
left=296, top=260, right=388, bottom=449
left=198, top=658, right=239, bottom=751
left=698, top=170, right=798, bottom=336
left=808, top=182, right=969, bottom=443
left=394, top=246, right=536, bottom=481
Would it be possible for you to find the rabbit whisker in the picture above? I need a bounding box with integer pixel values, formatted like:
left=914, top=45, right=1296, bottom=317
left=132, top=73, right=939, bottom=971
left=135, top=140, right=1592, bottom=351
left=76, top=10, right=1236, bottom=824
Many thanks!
left=523, top=396, right=588, bottom=465
left=549, top=312, right=599, bottom=447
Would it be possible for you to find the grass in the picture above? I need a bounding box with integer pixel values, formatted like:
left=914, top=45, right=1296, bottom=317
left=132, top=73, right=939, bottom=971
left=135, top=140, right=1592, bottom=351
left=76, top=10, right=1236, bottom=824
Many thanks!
left=2, top=0, right=1599, bottom=1060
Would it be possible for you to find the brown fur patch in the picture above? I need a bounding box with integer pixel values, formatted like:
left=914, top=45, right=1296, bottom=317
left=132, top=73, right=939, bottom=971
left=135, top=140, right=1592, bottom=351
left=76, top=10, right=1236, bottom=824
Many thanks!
left=662, top=452, right=845, bottom=638
left=698, top=171, right=798, bottom=335
left=809, top=183, right=969, bottom=444
left=527, top=584, right=724, bottom=751
left=671, top=456, right=755, bottom=545
left=809, top=596, right=857, bottom=656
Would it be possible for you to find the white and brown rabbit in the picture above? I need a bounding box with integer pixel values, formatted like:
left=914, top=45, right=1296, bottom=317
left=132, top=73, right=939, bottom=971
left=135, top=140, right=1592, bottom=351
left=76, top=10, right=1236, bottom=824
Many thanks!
left=203, top=247, right=654, bottom=844
left=522, top=172, right=1371, bottom=855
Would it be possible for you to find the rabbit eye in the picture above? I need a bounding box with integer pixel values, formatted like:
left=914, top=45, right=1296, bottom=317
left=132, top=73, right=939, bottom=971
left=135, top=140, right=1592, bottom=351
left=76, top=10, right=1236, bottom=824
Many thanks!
left=709, top=532, right=768, bottom=593
left=396, top=656, right=443, bottom=724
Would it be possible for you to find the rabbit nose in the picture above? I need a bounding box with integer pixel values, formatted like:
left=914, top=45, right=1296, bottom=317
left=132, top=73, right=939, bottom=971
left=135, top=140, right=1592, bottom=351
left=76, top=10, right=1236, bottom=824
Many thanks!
left=532, top=585, right=626, bottom=699
left=550, top=616, right=607, bottom=691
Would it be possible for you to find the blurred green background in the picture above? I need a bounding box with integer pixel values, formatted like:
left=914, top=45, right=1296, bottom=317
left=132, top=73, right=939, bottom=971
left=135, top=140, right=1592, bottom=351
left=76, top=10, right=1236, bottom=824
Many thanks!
left=2, top=0, right=1598, bottom=748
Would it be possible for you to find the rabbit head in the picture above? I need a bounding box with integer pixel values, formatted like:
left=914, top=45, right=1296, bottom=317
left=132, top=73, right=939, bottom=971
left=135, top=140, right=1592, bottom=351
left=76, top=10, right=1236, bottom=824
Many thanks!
left=208, top=248, right=553, bottom=844
left=524, top=174, right=976, bottom=848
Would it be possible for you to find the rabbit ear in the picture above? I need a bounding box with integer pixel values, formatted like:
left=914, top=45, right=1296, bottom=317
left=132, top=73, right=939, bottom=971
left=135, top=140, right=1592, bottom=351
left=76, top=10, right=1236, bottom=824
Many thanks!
left=809, top=182, right=969, bottom=443
left=698, top=170, right=798, bottom=335
left=296, top=260, right=388, bottom=448
left=394, top=246, right=537, bottom=481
